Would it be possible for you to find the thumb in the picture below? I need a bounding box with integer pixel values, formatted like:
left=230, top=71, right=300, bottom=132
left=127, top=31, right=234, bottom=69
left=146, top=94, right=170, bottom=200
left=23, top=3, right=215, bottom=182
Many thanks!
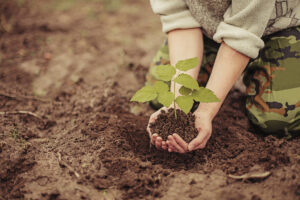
left=188, top=133, right=206, bottom=151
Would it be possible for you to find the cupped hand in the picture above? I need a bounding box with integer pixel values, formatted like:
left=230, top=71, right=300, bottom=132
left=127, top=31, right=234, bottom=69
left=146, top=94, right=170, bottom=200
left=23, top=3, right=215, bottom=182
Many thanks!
left=147, top=107, right=189, bottom=153
left=188, top=111, right=212, bottom=151
left=147, top=107, right=213, bottom=153
left=167, top=111, right=213, bottom=153
left=147, top=107, right=168, bottom=150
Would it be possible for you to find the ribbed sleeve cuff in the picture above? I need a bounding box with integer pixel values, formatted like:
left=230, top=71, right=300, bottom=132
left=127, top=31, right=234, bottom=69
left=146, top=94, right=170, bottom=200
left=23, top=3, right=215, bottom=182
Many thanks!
left=161, top=10, right=201, bottom=33
left=213, top=22, right=264, bottom=58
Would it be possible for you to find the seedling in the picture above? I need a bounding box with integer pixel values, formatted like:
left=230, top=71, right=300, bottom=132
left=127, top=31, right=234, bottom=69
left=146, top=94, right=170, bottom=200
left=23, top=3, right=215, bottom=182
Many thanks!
left=130, top=57, right=219, bottom=119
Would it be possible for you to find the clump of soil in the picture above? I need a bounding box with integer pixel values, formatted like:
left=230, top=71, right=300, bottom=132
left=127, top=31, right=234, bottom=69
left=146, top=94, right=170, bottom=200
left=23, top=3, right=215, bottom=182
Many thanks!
left=149, top=108, right=198, bottom=142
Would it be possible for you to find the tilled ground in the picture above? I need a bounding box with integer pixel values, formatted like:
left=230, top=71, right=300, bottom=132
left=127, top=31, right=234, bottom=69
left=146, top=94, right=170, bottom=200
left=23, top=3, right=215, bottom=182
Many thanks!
left=0, top=1, right=299, bottom=200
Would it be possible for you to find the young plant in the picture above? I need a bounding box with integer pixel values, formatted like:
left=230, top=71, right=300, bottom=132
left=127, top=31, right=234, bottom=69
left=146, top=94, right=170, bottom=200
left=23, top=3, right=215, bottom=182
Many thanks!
left=130, top=57, right=219, bottom=118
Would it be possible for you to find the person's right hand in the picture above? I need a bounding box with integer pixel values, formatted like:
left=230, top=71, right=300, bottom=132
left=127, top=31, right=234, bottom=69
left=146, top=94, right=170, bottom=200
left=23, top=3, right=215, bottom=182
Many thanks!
left=146, top=107, right=169, bottom=151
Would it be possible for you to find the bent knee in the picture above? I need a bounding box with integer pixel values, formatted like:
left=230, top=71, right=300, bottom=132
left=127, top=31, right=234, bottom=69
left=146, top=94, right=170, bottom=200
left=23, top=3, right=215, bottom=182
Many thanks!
left=247, top=108, right=300, bottom=133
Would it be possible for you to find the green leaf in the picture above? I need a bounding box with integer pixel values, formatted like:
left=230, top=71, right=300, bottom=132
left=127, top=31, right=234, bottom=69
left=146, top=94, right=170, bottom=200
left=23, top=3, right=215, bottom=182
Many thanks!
left=175, top=96, right=194, bottom=114
left=158, top=91, right=175, bottom=108
left=174, top=74, right=200, bottom=90
left=191, top=87, right=220, bottom=102
left=176, top=57, right=199, bottom=71
left=130, top=86, right=157, bottom=102
left=155, top=65, right=176, bottom=81
left=179, top=86, right=192, bottom=96
left=154, top=81, right=169, bottom=94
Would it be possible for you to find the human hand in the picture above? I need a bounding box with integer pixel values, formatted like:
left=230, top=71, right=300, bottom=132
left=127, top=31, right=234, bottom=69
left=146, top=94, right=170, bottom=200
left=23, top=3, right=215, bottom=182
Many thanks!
left=188, top=111, right=212, bottom=151
left=147, top=107, right=169, bottom=150
left=167, top=111, right=213, bottom=153
left=166, top=133, right=189, bottom=153
left=147, top=106, right=190, bottom=153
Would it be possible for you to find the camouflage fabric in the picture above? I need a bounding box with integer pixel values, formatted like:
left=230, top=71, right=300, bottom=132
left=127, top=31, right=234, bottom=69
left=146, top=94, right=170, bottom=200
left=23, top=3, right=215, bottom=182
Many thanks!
left=146, top=26, right=300, bottom=134
left=244, top=26, right=300, bottom=134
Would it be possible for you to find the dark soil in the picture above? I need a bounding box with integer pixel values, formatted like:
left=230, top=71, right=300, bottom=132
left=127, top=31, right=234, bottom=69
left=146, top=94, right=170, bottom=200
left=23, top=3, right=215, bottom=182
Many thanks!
left=0, top=1, right=299, bottom=200
left=149, top=108, right=198, bottom=142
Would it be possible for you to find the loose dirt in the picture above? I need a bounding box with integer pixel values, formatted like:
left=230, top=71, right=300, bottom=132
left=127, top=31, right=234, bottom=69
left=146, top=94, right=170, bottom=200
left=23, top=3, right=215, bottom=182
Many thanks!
left=149, top=108, right=198, bottom=142
left=0, top=0, right=299, bottom=200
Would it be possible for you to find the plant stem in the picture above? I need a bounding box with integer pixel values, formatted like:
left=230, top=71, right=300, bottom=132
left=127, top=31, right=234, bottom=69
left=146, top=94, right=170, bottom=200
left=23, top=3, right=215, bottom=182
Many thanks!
left=173, top=81, right=177, bottom=119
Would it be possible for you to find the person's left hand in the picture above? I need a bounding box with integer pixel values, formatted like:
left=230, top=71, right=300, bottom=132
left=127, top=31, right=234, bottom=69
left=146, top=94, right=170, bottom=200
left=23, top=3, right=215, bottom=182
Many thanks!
left=167, top=111, right=213, bottom=153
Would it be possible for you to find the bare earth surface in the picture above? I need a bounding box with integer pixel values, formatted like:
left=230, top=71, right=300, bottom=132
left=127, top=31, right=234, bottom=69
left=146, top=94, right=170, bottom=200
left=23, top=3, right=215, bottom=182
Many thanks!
left=0, top=1, right=299, bottom=200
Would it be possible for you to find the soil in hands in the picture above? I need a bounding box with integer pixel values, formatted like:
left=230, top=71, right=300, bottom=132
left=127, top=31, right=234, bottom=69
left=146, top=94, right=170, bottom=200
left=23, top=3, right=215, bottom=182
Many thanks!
left=149, top=108, right=198, bottom=142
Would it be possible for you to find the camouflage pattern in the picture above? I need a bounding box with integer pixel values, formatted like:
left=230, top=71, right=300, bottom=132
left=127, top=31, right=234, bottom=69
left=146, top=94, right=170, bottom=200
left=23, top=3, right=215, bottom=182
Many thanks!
left=244, top=26, right=300, bottom=133
left=146, top=26, right=300, bottom=134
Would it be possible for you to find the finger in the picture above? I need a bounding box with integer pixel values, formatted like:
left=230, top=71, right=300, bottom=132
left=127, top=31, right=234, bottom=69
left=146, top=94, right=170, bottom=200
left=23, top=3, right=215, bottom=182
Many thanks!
left=161, top=141, right=167, bottom=150
left=173, top=134, right=188, bottom=152
left=188, top=132, right=208, bottom=151
left=151, top=134, right=158, bottom=145
left=155, top=136, right=163, bottom=149
left=193, top=134, right=210, bottom=150
left=168, top=135, right=185, bottom=153
left=193, top=140, right=207, bottom=150
left=166, top=141, right=175, bottom=152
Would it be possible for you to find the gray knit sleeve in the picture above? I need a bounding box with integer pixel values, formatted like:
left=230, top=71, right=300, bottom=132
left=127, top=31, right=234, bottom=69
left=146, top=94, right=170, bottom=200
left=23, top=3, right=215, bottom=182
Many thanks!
left=150, top=0, right=201, bottom=33
left=213, top=0, right=275, bottom=58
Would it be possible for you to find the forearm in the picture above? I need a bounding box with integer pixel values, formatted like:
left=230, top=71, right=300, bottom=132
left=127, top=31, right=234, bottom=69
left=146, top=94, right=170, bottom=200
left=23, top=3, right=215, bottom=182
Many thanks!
left=168, top=28, right=203, bottom=96
left=195, top=42, right=250, bottom=120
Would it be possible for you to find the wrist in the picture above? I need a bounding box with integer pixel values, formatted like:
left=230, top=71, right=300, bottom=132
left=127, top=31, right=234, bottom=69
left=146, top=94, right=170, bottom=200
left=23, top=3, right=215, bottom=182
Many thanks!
left=194, top=101, right=222, bottom=121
